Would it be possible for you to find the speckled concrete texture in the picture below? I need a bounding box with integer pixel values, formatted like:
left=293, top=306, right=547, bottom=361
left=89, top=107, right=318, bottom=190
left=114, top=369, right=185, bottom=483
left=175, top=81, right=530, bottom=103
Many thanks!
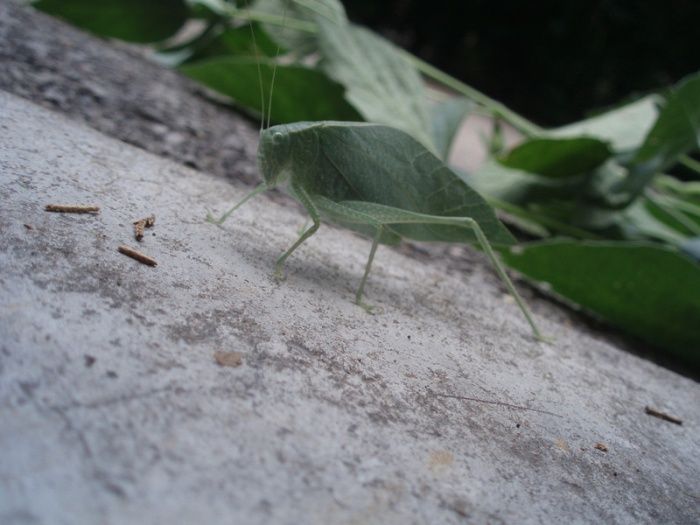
left=0, top=0, right=259, bottom=185
left=1, top=92, right=699, bottom=524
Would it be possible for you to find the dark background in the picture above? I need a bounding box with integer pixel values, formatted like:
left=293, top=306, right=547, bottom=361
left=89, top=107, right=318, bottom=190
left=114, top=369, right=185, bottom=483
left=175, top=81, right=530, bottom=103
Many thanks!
left=344, top=0, right=700, bottom=126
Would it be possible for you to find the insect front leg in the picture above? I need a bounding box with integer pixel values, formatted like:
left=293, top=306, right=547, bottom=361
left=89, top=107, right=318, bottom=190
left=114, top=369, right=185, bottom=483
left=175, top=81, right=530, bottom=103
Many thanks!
left=275, top=183, right=321, bottom=280
left=207, top=183, right=268, bottom=225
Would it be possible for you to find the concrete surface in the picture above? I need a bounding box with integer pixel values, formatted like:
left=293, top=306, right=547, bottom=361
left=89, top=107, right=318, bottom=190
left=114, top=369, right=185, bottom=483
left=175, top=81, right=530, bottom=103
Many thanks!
left=0, top=0, right=259, bottom=185
left=2, top=90, right=699, bottom=524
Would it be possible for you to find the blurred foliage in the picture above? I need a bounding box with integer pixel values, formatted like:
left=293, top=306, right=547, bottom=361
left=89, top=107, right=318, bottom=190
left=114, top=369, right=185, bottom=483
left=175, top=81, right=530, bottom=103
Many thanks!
left=344, top=0, right=700, bottom=126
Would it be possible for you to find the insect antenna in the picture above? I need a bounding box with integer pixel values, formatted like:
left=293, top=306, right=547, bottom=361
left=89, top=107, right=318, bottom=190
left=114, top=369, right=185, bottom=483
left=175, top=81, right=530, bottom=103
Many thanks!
left=265, top=3, right=289, bottom=129
left=248, top=19, right=266, bottom=132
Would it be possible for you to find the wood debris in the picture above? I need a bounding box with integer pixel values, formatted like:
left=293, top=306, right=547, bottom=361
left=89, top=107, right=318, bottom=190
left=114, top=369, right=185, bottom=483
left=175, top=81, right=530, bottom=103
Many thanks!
left=133, top=214, right=156, bottom=241
left=214, top=351, right=244, bottom=368
left=645, top=406, right=683, bottom=425
left=117, top=245, right=157, bottom=266
left=45, top=204, right=100, bottom=214
left=594, top=443, right=608, bottom=453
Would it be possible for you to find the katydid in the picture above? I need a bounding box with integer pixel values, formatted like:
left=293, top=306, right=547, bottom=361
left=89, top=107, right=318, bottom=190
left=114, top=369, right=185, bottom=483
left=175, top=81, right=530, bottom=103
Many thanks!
left=210, top=121, right=546, bottom=341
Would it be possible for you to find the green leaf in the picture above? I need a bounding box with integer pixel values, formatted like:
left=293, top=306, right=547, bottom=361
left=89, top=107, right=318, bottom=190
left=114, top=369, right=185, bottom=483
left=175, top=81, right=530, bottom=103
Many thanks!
left=467, top=160, right=586, bottom=205
left=502, top=240, right=700, bottom=367
left=316, top=19, right=435, bottom=152
left=33, top=0, right=190, bottom=43
left=205, top=23, right=279, bottom=58
left=430, top=98, right=473, bottom=161
left=548, top=96, right=659, bottom=152
left=499, top=137, right=612, bottom=178
left=254, top=0, right=346, bottom=54
left=618, top=197, right=689, bottom=245
left=187, top=0, right=231, bottom=17
left=681, top=237, right=700, bottom=261
left=191, top=23, right=280, bottom=62
left=180, top=57, right=361, bottom=123
left=622, top=72, right=700, bottom=196
left=156, top=22, right=280, bottom=68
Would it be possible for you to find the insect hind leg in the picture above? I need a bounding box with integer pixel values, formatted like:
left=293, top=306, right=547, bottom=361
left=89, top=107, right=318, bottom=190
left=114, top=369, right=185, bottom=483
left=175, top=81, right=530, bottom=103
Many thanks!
left=464, top=217, right=549, bottom=343
left=355, top=226, right=383, bottom=313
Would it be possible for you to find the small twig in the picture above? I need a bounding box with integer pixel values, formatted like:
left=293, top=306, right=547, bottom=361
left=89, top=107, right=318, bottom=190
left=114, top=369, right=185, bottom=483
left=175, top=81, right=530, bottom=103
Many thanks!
left=594, top=443, right=608, bottom=453
left=645, top=406, right=683, bottom=425
left=118, top=245, right=157, bottom=267
left=133, top=214, right=156, bottom=241
left=45, top=204, right=100, bottom=214
left=430, top=390, right=561, bottom=417
left=214, top=351, right=244, bottom=368
left=134, top=220, right=146, bottom=241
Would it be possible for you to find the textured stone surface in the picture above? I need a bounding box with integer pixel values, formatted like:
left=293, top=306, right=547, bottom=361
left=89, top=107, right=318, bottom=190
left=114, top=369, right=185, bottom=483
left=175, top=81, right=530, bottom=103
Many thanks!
left=0, top=0, right=259, bottom=184
left=1, top=92, right=699, bottom=525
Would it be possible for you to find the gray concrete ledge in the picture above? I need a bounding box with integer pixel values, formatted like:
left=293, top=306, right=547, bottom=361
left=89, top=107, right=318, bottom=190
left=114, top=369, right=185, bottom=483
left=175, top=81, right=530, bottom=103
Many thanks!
left=0, top=0, right=259, bottom=184
left=1, top=91, right=699, bottom=524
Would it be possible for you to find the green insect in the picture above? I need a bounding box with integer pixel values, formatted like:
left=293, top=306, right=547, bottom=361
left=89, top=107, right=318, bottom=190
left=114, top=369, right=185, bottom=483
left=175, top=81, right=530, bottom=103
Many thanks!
left=210, top=121, right=546, bottom=341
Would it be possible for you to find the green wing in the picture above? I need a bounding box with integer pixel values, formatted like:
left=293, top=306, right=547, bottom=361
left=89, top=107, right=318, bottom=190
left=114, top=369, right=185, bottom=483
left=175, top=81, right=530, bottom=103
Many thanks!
left=315, top=123, right=515, bottom=246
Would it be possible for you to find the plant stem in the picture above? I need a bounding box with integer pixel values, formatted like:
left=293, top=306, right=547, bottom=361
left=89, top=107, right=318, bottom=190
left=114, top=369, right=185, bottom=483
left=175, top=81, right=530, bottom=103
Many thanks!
left=225, top=8, right=542, bottom=136
left=488, top=197, right=603, bottom=239
left=679, top=155, right=700, bottom=177
left=397, top=51, right=542, bottom=136
left=226, top=8, right=317, bottom=33
left=645, top=190, right=700, bottom=235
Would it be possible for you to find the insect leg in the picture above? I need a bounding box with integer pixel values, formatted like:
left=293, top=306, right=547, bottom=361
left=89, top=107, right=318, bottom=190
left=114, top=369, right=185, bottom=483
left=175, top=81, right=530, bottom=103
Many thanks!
left=334, top=201, right=547, bottom=341
left=355, top=225, right=383, bottom=312
left=464, top=217, right=548, bottom=342
left=275, top=184, right=321, bottom=279
left=207, top=183, right=267, bottom=225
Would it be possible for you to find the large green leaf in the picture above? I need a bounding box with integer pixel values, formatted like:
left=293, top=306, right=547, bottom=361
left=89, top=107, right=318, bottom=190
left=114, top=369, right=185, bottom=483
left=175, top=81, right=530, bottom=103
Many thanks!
left=316, top=18, right=435, bottom=152
left=430, top=98, right=473, bottom=161
left=621, top=72, right=700, bottom=196
left=254, top=0, right=346, bottom=54
left=499, top=137, right=612, bottom=178
left=156, top=23, right=280, bottom=68
left=34, top=0, right=190, bottom=43
left=618, top=198, right=690, bottom=245
left=467, top=160, right=586, bottom=205
left=502, top=240, right=700, bottom=366
left=180, top=57, right=360, bottom=123
left=192, top=23, right=280, bottom=60
left=548, top=96, right=659, bottom=153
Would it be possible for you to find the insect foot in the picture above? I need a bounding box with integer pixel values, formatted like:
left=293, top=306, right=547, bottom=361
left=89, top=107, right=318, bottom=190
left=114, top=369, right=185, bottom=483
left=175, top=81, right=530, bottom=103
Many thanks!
left=205, top=210, right=228, bottom=226
left=535, top=333, right=555, bottom=345
left=355, top=299, right=377, bottom=315
left=273, top=259, right=288, bottom=282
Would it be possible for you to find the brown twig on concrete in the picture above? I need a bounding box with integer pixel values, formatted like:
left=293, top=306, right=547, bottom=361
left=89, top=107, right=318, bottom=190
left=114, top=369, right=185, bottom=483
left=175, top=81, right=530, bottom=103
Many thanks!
left=133, top=214, right=156, bottom=241
left=214, top=351, right=244, bottom=368
left=594, top=443, right=608, bottom=452
left=118, top=245, right=157, bottom=266
left=45, top=204, right=100, bottom=214
left=645, top=406, right=683, bottom=425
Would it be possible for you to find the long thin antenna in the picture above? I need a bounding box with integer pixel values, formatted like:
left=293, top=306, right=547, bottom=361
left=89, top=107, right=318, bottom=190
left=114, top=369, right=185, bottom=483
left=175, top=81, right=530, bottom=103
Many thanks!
left=266, top=3, right=288, bottom=129
left=248, top=21, right=266, bottom=132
